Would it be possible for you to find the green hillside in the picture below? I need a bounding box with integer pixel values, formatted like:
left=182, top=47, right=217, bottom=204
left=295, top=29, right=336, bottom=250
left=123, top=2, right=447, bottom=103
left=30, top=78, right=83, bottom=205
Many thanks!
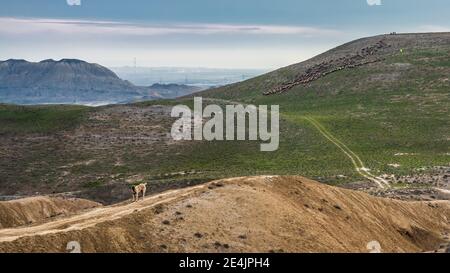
left=0, top=33, right=449, bottom=203
left=191, top=33, right=450, bottom=184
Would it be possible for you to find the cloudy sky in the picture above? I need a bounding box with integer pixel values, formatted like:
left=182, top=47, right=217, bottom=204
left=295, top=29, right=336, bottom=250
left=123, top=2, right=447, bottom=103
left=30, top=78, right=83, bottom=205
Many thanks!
left=1, top=0, right=449, bottom=68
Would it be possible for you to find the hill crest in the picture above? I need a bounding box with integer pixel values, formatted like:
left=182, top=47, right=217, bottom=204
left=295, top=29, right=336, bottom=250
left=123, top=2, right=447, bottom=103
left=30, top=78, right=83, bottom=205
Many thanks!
left=0, top=176, right=448, bottom=253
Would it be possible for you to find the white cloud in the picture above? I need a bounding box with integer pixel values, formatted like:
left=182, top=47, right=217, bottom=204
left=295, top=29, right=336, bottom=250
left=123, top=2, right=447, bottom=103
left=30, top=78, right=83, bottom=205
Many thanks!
left=367, top=0, right=382, bottom=6
left=0, top=45, right=332, bottom=69
left=0, top=17, right=347, bottom=69
left=0, top=17, right=341, bottom=37
left=67, top=0, right=81, bottom=6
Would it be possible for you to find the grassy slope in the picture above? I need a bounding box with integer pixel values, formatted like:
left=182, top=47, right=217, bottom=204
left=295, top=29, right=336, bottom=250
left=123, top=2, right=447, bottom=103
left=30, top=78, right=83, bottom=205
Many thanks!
left=0, top=104, right=89, bottom=134
left=0, top=34, right=449, bottom=200
left=0, top=104, right=91, bottom=194
left=188, top=38, right=450, bottom=184
left=132, top=46, right=450, bottom=185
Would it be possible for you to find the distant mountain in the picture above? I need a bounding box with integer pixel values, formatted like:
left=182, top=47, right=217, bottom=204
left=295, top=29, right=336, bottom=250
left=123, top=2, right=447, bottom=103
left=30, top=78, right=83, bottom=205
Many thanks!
left=0, top=59, right=203, bottom=105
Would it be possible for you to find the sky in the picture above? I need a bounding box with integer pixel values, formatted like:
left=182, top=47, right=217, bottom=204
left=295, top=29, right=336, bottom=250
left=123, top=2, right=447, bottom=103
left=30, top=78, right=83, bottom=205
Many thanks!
left=0, top=0, right=449, bottom=69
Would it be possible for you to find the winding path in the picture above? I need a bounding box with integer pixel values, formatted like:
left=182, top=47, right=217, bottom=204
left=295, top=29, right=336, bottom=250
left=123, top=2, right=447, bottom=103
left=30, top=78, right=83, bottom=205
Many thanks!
left=303, top=117, right=390, bottom=189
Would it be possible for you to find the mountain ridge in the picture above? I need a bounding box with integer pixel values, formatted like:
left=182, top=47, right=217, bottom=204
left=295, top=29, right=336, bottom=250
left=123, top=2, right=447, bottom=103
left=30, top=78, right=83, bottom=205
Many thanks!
left=0, top=59, right=202, bottom=105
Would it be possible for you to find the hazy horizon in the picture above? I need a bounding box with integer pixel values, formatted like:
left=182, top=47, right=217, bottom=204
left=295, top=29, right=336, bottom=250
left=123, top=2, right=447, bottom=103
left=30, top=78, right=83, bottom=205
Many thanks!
left=2, top=0, right=450, bottom=69
left=110, top=66, right=269, bottom=87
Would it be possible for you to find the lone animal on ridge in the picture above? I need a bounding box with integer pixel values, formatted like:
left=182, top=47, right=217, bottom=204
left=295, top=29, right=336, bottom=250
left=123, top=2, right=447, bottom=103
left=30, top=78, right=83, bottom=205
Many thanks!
left=131, top=183, right=147, bottom=202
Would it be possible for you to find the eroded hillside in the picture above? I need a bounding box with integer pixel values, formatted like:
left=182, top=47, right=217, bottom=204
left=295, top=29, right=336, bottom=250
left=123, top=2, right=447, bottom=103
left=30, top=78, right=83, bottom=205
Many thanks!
left=0, top=176, right=448, bottom=253
left=0, top=196, right=100, bottom=228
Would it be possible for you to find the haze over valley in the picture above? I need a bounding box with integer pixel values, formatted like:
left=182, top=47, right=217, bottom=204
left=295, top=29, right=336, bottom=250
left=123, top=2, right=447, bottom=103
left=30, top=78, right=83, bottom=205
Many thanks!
left=111, top=66, right=268, bottom=88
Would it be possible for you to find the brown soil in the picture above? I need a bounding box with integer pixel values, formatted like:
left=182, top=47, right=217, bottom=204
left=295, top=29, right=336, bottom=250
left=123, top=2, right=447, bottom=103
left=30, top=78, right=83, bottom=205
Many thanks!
left=0, top=176, right=448, bottom=253
left=0, top=196, right=101, bottom=228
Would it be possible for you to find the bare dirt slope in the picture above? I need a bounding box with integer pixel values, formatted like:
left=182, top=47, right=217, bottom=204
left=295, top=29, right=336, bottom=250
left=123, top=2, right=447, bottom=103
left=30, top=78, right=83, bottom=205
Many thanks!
left=0, top=176, right=448, bottom=253
left=0, top=197, right=101, bottom=229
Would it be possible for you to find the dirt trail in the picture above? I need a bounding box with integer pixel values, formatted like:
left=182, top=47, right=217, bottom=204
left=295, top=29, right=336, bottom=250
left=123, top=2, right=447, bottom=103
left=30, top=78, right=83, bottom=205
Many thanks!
left=0, top=184, right=205, bottom=243
left=202, top=98, right=389, bottom=189
left=304, top=117, right=390, bottom=189
left=0, top=176, right=448, bottom=253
